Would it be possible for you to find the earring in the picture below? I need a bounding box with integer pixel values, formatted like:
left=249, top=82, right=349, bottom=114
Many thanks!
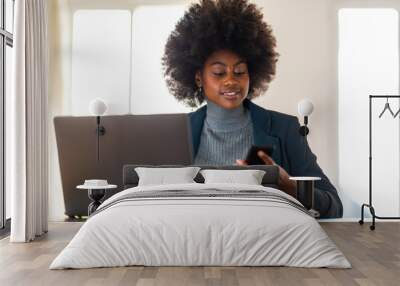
left=195, top=86, right=203, bottom=97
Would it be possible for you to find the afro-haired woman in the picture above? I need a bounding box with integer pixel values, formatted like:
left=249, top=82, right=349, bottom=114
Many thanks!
left=162, top=0, right=342, bottom=218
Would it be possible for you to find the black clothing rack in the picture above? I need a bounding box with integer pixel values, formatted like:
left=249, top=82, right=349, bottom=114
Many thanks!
left=359, top=95, right=400, bottom=230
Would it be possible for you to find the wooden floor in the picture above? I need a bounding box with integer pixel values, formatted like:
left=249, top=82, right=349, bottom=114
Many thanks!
left=0, top=222, right=399, bottom=286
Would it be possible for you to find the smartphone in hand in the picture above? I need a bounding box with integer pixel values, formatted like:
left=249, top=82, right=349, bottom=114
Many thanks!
left=245, top=145, right=274, bottom=165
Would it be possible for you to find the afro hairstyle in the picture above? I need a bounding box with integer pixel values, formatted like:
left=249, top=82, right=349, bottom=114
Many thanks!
left=162, top=0, right=279, bottom=107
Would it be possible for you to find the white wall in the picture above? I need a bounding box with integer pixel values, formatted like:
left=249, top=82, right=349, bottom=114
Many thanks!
left=338, top=8, right=399, bottom=218
left=48, top=0, right=73, bottom=221
left=48, top=0, right=192, bottom=220
left=253, top=0, right=338, bottom=187
left=334, top=0, right=400, bottom=219
left=48, top=0, right=400, bottom=220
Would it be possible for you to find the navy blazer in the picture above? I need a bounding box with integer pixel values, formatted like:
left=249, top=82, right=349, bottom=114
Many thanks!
left=189, top=99, right=343, bottom=218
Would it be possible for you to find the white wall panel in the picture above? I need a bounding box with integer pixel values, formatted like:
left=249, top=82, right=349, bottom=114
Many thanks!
left=338, top=8, right=399, bottom=217
left=72, top=10, right=131, bottom=115
left=131, top=5, right=192, bottom=114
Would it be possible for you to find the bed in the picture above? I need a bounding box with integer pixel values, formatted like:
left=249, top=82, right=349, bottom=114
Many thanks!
left=50, top=165, right=350, bottom=269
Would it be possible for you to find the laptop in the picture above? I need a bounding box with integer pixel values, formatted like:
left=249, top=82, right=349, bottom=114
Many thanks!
left=54, top=113, right=193, bottom=217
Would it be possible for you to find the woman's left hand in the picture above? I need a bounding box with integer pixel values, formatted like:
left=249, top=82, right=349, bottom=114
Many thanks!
left=236, top=151, right=297, bottom=198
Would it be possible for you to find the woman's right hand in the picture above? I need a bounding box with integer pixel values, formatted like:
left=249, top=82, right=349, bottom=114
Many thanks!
left=236, top=152, right=297, bottom=198
left=235, top=159, right=247, bottom=166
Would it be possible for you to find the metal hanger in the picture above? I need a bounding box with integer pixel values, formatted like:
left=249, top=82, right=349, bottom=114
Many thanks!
left=393, top=99, right=400, bottom=118
left=378, top=97, right=395, bottom=118
left=394, top=108, right=400, bottom=118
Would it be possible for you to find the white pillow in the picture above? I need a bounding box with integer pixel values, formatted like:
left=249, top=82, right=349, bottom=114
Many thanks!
left=200, top=169, right=266, bottom=185
left=135, top=167, right=201, bottom=186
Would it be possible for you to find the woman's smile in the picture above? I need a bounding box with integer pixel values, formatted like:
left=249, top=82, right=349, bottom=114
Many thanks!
left=221, top=90, right=240, bottom=100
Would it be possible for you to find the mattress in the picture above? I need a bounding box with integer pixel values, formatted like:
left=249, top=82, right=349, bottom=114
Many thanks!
left=50, top=183, right=351, bottom=269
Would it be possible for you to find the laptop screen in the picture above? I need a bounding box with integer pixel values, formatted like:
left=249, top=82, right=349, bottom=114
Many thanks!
left=54, top=114, right=193, bottom=216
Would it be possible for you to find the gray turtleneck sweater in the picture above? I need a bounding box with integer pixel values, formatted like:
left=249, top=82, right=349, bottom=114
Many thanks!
left=194, top=100, right=254, bottom=166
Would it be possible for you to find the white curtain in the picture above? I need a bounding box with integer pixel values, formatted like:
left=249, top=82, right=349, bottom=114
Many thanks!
left=10, top=0, right=49, bottom=242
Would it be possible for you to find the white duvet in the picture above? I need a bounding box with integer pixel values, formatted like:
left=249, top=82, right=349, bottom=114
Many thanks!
left=50, top=183, right=351, bottom=269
